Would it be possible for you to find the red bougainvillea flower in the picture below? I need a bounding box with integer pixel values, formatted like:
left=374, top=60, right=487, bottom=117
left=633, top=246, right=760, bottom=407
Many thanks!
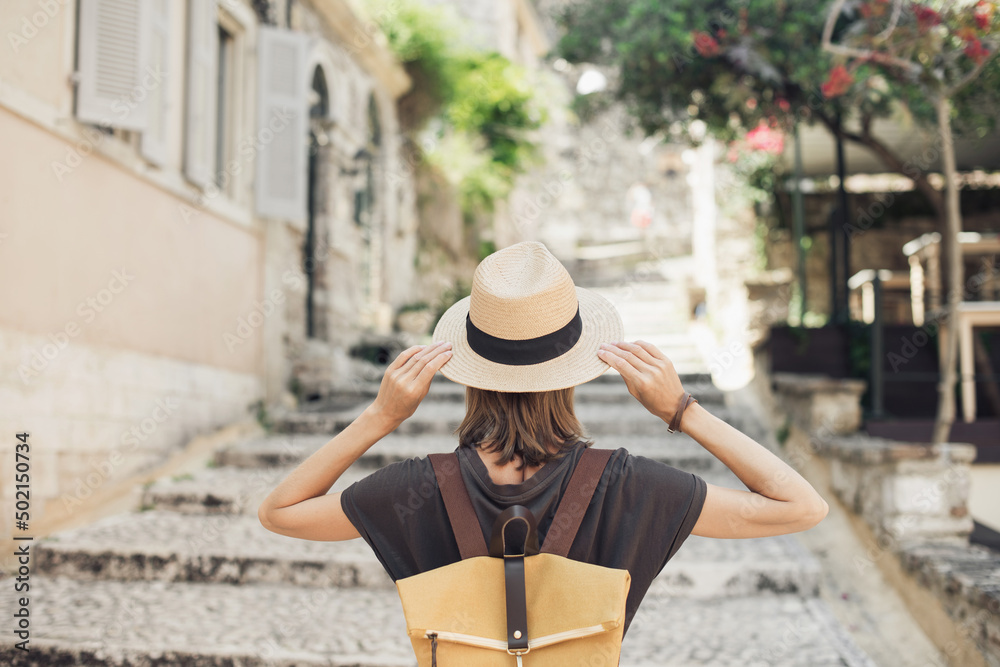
left=821, top=65, right=854, bottom=98
left=692, top=31, right=720, bottom=57
left=913, top=6, right=941, bottom=32
left=965, top=37, right=990, bottom=64
left=975, top=1, right=994, bottom=30
left=746, top=122, right=785, bottom=154
left=777, top=98, right=791, bottom=112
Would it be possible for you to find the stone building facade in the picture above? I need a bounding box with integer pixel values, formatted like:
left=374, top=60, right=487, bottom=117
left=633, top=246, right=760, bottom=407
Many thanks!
left=0, top=0, right=418, bottom=540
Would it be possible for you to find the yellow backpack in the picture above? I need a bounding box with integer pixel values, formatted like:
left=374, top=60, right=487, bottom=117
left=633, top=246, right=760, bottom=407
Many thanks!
left=395, top=447, right=631, bottom=666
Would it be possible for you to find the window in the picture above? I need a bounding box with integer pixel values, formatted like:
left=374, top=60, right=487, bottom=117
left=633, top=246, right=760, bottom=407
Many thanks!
left=184, top=0, right=249, bottom=201
left=75, top=0, right=151, bottom=131
left=140, top=0, right=171, bottom=165
left=254, top=26, right=309, bottom=221
left=183, top=0, right=218, bottom=188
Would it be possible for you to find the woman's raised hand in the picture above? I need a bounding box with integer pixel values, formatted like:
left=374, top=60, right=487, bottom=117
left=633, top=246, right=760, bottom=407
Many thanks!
left=368, top=341, right=452, bottom=428
left=597, top=340, right=685, bottom=422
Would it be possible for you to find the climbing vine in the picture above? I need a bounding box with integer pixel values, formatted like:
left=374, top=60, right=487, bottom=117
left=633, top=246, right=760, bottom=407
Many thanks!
left=364, top=0, right=546, bottom=218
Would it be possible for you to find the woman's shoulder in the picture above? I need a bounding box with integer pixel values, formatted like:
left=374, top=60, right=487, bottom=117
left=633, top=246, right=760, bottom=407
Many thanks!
left=588, top=444, right=704, bottom=486
left=343, top=454, right=439, bottom=496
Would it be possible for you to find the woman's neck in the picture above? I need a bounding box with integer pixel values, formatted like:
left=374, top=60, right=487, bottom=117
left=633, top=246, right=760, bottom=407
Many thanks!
left=474, top=440, right=565, bottom=484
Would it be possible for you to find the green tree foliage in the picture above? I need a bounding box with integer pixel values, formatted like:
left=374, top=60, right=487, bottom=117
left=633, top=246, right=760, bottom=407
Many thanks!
left=365, top=0, right=546, bottom=217
left=553, top=0, right=1000, bottom=220
left=555, top=1, right=842, bottom=139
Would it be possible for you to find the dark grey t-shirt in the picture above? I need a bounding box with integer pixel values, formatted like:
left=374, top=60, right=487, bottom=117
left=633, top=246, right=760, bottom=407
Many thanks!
left=340, top=441, right=707, bottom=637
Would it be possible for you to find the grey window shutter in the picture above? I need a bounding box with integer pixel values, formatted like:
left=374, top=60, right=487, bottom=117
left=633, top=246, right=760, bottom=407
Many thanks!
left=75, top=0, right=152, bottom=130
left=255, top=26, right=308, bottom=222
left=183, top=0, right=218, bottom=188
left=140, top=0, right=170, bottom=165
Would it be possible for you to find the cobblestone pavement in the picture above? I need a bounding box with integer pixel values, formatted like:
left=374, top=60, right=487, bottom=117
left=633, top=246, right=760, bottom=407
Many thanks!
left=0, top=576, right=873, bottom=667
left=0, top=275, right=911, bottom=666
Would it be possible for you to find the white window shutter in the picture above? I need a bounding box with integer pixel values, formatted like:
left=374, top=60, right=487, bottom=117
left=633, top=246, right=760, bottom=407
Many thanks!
left=75, top=0, right=152, bottom=130
left=183, top=0, right=218, bottom=188
left=140, top=0, right=170, bottom=165
left=255, top=26, right=308, bottom=222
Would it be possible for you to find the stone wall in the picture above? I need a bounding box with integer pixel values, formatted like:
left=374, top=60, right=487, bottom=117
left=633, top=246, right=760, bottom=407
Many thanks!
left=0, top=328, right=260, bottom=539
left=896, top=542, right=1000, bottom=667
left=822, top=435, right=975, bottom=546
left=771, top=371, right=974, bottom=546
left=276, top=0, right=420, bottom=398
left=758, top=346, right=1000, bottom=666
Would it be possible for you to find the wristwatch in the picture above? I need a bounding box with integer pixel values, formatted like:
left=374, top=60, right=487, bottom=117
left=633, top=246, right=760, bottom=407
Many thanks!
left=666, top=392, right=698, bottom=434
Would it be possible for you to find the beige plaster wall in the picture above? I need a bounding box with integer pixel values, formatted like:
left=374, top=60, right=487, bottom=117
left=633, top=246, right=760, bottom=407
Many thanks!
left=1, top=0, right=74, bottom=111
left=0, top=106, right=265, bottom=540
left=0, top=107, right=264, bottom=374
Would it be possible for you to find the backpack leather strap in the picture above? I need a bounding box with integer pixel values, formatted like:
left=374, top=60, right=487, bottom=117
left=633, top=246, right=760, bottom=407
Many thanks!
left=429, top=453, right=489, bottom=558
left=541, top=447, right=613, bottom=557
left=490, top=507, right=536, bottom=654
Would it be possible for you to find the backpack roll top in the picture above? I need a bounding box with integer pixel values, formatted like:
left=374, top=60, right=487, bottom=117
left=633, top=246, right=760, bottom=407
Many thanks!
left=396, top=447, right=631, bottom=666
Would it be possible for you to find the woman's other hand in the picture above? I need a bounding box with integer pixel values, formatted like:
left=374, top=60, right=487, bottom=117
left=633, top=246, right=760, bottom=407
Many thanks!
left=367, top=341, right=453, bottom=429
left=597, top=340, right=685, bottom=421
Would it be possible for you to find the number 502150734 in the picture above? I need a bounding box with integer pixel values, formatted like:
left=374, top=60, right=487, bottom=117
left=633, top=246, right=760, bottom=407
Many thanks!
left=14, top=432, right=30, bottom=531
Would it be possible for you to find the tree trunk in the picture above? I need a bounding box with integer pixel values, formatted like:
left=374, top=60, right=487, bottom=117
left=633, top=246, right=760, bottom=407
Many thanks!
left=931, top=95, right=963, bottom=445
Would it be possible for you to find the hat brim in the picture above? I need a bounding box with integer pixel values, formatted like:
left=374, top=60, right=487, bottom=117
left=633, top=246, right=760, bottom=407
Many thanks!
left=431, top=286, right=625, bottom=392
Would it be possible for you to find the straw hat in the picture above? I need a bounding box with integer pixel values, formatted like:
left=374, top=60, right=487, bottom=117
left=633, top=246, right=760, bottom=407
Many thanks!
left=431, top=241, right=624, bottom=392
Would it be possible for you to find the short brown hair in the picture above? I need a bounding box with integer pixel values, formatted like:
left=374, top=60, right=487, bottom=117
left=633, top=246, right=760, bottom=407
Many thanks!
left=455, top=386, right=593, bottom=470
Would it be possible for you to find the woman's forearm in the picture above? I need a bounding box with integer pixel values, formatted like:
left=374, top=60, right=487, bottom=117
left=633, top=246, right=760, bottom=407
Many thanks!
left=677, top=401, right=825, bottom=507
left=258, top=405, right=396, bottom=515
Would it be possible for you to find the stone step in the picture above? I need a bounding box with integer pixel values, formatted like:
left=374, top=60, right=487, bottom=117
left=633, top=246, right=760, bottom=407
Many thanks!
left=585, top=369, right=714, bottom=386
left=213, top=433, right=724, bottom=473
left=34, top=510, right=391, bottom=589
left=0, top=576, right=873, bottom=667
left=139, top=465, right=375, bottom=515
left=274, top=398, right=738, bottom=438
left=33, top=507, right=820, bottom=598
left=309, top=374, right=725, bottom=407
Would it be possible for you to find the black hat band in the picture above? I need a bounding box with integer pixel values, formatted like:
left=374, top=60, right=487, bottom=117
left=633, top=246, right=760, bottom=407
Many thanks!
left=465, top=305, right=583, bottom=366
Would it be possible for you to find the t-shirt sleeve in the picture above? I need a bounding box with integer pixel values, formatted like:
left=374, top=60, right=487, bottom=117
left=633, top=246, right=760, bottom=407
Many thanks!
left=601, top=452, right=707, bottom=592
left=340, top=456, right=450, bottom=581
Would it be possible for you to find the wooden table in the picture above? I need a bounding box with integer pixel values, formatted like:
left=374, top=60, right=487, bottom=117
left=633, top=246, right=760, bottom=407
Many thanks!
left=938, top=301, right=1000, bottom=423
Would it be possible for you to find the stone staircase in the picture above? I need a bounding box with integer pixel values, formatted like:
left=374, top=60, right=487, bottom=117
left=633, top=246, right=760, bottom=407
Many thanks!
left=0, top=371, right=878, bottom=666
left=582, top=275, right=704, bottom=377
